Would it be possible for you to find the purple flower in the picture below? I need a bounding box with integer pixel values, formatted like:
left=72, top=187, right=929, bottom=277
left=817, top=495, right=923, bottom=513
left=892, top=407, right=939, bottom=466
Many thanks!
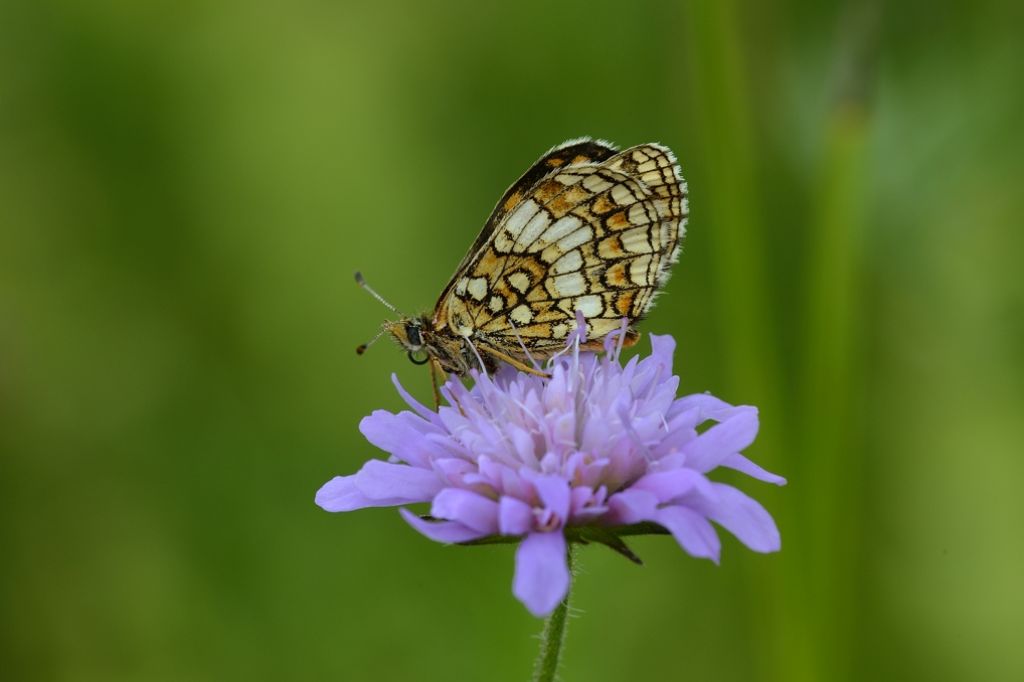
left=316, top=323, right=785, bottom=617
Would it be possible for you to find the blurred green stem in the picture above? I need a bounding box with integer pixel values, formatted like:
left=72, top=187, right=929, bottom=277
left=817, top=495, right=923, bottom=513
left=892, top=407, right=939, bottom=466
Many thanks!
left=799, top=105, right=871, bottom=680
left=798, top=6, right=877, bottom=678
left=531, top=544, right=575, bottom=682
left=681, top=1, right=796, bottom=679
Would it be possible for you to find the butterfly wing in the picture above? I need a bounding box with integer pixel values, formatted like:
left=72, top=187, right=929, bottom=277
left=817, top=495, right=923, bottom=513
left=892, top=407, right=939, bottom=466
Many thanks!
left=439, top=138, right=620, bottom=302
left=435, top=139, right=687, bottom=353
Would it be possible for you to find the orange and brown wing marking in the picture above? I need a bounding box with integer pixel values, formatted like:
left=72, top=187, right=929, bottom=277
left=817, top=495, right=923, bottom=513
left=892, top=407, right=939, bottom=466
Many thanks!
left=436, top=141, right=687, bottom=355
left=601, top=143, right=688, bottom=315
left=434, top=138, right=619, bottom=320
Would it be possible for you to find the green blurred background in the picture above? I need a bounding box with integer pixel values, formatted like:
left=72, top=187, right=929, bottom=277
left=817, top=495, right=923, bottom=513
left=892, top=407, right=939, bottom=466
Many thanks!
left=2, top=1, right=1022, bottom=680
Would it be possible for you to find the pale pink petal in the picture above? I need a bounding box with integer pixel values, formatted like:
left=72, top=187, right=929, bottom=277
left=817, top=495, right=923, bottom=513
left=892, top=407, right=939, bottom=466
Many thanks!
left=430, top=488, right=500, bottom=534
left=605, top=488, right=658, bottom=524
left=683, top=407, right=759, bottom=472
left=529, top=473, right=571, bottom=521
left=655, top=505, right=721, bottom=563
left=499, top=496, right=534, bottom=535
left=355, top=459, right=442, bottom=502
left=689, top=483, right=781, bottom=553
left=400, top=508, right=490, bottom=543
left=391, top=373, right=442, bottom=424
left=631, top=468, right=716, bottom=504
left=721, top=453, right=787, bottom=486
left=316, top=475, right=401, bottom=511
left=670, top=393, right=733, bottom=419
left=359, top=411, right=448, bottom=467
left=647, top=333, right=676, bottom=373
left=513, top=532, right=570, bottom=617
left=433, top=458, right=477, bottom=487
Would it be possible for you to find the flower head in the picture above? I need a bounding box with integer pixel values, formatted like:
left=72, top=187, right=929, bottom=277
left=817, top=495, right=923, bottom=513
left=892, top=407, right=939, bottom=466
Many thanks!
left=316, top=322, right=785, bottom=616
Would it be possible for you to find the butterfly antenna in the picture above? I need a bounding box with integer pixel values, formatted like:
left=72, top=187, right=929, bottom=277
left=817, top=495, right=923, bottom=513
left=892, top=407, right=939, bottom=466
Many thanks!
left=354, top=271, right=401, bottom=314
left=354, top=272, right=402, bottom=356
left=356, top=328, right=386, bottom=356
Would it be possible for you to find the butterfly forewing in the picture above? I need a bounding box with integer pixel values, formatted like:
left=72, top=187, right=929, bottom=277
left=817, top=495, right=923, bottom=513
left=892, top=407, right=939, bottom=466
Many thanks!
left=434, top=139, right=687, bottom=354
left=437, top=138, right=620, bottom=306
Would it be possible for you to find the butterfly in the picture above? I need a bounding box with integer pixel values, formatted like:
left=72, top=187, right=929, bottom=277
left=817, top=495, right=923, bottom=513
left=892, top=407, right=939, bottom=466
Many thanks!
left=357, top=137, right=688, bottom=379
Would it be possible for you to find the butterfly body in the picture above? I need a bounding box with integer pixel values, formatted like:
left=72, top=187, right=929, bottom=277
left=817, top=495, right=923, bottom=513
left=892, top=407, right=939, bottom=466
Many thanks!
left=380, top=137, right=688, bottom=377
left=384, top=316, right=488, bottom=375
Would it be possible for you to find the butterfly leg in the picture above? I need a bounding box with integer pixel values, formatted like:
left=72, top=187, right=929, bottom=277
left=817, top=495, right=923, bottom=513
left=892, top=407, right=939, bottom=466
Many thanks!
left=478, top=344, right=550, bottom=378
left=428, top=356, right=445, bottom=409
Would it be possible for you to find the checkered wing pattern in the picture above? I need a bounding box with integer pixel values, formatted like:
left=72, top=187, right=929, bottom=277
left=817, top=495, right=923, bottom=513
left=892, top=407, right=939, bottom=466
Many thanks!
left=433, top=139, right=688, bottom=352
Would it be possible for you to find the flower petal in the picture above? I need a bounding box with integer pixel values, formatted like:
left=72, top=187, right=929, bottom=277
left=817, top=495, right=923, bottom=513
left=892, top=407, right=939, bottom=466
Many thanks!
left=316, top=475, right=399, bottom=512
left=631, top=468, right=716, bottom=504
left=433, top=457, right=477, bottom=487
left=569, top=485, right=599, bottom=517
left=647, top=333, right=676, bottom=372
left=529, top=473, right=571, bottom=522
left=606, top=488, right=658, bottom=524
left=499, top=496, right=533, bottom=535
left=513, top=532, right=570, bottom=617
left=355, top=459, right=442, bottom=502
left=430, top=488, right=499, bottom=534
left=669, top=393, right=733, bottom=421
left=655, top=505, right=721, bottom=563
left=399, top=508, right=490, bottom=543
left=391, top=373, right=442, bottom=424
left=683, top=406, right=759, bottom=472
left=689, top=483, right=781, bottom=553
left=359, top=411, right=449, bottom=467
left=652, top=407, right=703, bottom=458
left=721, top=453, right=787, bottom=486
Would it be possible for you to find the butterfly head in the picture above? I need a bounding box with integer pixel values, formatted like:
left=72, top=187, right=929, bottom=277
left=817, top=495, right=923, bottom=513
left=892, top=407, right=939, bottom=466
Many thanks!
left=384, top=316, right=484, bottom=374
left=383, top=316, right=433, bottom=366
left=355, top=272, right=477, bottom=374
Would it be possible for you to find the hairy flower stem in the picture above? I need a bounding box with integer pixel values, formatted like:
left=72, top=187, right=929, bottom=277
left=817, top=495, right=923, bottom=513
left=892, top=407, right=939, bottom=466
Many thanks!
left=532, top=544, right=575, bottom=682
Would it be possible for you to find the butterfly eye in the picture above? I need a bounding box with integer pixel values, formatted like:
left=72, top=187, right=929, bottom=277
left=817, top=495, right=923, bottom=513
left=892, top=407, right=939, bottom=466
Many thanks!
left=407, top=349, right=430, bottom=365
left=405, top=323, right=423, bottom=347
